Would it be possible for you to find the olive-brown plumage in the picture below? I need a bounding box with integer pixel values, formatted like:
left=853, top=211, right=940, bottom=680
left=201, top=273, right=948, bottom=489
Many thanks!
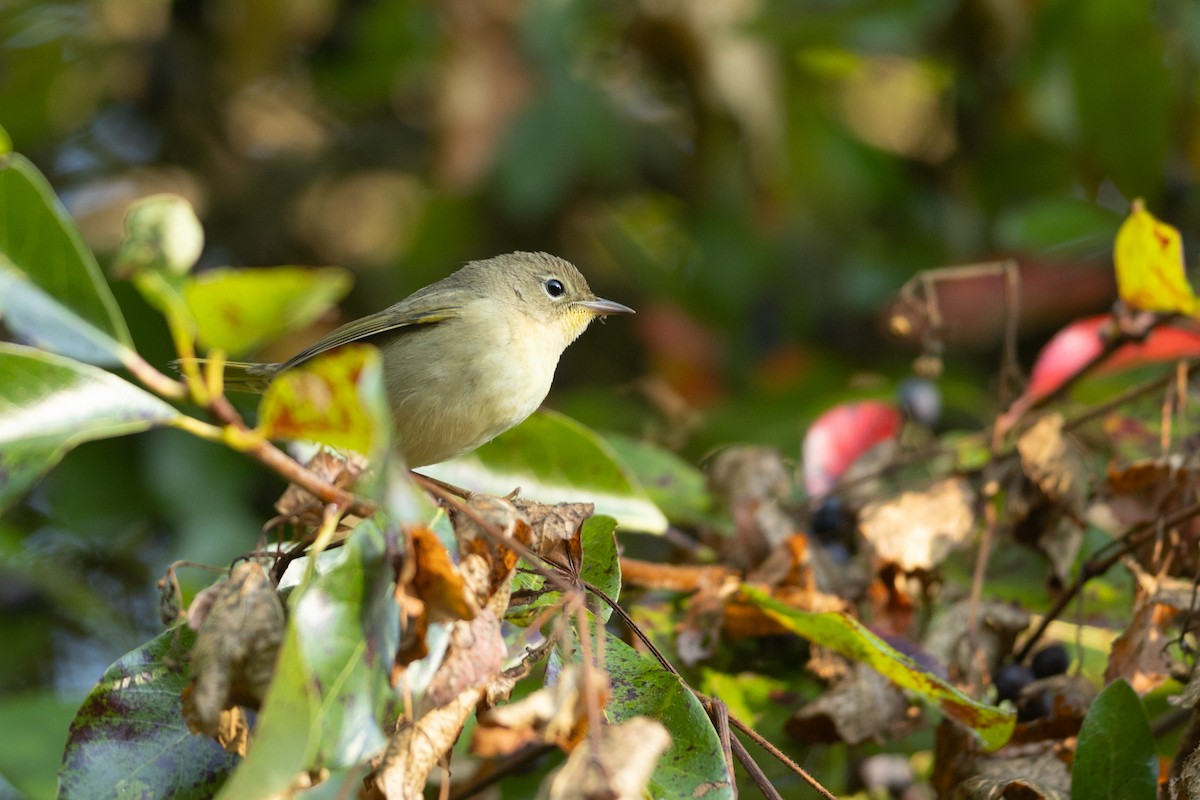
left=223, top=252, right=632, bottom=466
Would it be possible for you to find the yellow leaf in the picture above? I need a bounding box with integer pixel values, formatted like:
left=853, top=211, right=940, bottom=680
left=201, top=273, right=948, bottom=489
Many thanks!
left=256, top=344, right=389, bottom=457
left=1114, top=199, right=1199, bottom=316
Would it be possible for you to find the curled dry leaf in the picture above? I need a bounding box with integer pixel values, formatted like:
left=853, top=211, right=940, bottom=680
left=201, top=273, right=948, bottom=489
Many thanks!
left=373, top=683, right=488, bottom=800
left=1015, top=414, right=1086, bottom=583
left=1017, top=414, right=1086, bottom=508
left=541, top=716, right=671, bottom=800
left=376, top=494, right=532, bottom=799
left=1101, top=458, right=1200, bottom=577
left=274, top=449, right=366, bottom=531
left=513, top=498, right=594, bottom=558
left=408, top=525, right=477, bottom=624
left=859, top=477, right=976, bottom=572
left=394, top=524, right=477, bottom=667
left=472, top=665, right=603, bottom=757
left=182, top=562, right=285, bottom=742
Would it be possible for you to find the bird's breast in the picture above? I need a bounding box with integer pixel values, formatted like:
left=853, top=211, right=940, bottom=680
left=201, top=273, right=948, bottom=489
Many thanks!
left=379, top=305, right=564, bottom=466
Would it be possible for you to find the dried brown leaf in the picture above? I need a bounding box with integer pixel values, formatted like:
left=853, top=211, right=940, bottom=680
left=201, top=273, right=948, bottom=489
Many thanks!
left=859, top=477, right=976, bottom=572
left=1017, top=414, right=1087, bottom=508
left=473, top=665, right=603, bottom=757
left=182, top=562, right=285, bottom=738
left=542, top=716, right=671, bottom=800
left=451, top=495, right=529, bottom=601
left=408, top=525, right=477, bottom=624
left=274, top=449, right=366, bottom=525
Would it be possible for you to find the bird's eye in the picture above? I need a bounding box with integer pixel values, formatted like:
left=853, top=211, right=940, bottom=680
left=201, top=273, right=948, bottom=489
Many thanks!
left=544, top=278, right=565, bottom=298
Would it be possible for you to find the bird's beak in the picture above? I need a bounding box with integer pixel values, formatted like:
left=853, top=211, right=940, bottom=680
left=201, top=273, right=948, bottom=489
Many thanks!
left=578, top=297, right=635, bottom=316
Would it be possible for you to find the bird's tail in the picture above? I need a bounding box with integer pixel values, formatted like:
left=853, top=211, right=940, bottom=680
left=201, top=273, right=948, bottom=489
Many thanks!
left=171, top=359, right=278, bottom=393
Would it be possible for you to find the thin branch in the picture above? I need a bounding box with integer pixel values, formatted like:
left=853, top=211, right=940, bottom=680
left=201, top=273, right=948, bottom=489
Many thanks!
left=1016, top=495, right=1200, bottom=661
left=720, top=714, right=835, bottom=800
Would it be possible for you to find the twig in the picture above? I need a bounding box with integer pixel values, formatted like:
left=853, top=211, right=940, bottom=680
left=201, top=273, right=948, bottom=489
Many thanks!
left=1016, top=496, right=1200, bottom=661
left=727, top=712, right=837, bottom=800
left=447, top=744, right=556, bottom=800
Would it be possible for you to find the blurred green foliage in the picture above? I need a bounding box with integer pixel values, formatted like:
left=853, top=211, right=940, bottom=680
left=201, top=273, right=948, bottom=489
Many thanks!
left=3, top=0, right=1200, bottom=794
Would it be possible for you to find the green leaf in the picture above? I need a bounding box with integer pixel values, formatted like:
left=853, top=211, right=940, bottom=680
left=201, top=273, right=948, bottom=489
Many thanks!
left=0, top=125, right=11, bottom=157
left=1071, top=679, right=1156, bottom=800
left=291, top=518, right=398, bottom=768
left=740, top=584, right=1015, bottom=750
left=59, top=626, right=240, bottom=800
left=603, top=433, right=714, bottom=527
left=0, top=343, right=180, bottom=512
left=424, top=410, right=668, bottom=533
left=257, top=344, right=391, bottom=460
left=0, top=154, right=132, bottom=364
left=184, top=267, right=352, bottom=356
left=218, top=520, right=399, bottom=797
left=586, top=635, right=734, bottom=800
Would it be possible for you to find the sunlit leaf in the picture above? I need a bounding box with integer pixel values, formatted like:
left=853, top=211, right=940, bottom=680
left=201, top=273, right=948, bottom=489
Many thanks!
left=1072, top=679, right=1155, bottom=800
left=740, top=584, right=1015, bottom=750
left=424, top=410, right=668, bottom=533
left=59, top=627, right=240, bottom=800
left=1113, top=200, right=1198, bottom=316
left=256, top=344, right=390, bottom=458
left=184, top=267, right=352, bottom=356
left=0, top=153, right=132, bottom=364
left=0, top=343, right=180, bottom=511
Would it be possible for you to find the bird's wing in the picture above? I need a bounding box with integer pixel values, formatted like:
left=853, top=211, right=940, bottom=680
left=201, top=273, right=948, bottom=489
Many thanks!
left=277, top=304, right=463, bottom=372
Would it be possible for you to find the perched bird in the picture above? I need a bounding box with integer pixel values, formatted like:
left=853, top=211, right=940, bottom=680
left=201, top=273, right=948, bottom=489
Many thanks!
left=221, top=251, right=633, bottom=467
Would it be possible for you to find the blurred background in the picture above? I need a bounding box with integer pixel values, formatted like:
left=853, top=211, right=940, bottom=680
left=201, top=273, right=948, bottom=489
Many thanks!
left=2, top=0, right=1199, bottom=795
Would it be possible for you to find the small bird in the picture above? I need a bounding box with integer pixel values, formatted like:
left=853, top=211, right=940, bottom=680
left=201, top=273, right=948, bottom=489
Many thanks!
left=223, top=251, right=633, bottom=467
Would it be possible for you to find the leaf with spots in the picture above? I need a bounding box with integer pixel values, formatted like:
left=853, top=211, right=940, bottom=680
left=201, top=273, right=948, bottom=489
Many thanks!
left=741, top=584, right=1015, bottom=750
left=256, top=344, right=390, bottom=459
left=566, top=628, right=734, bottom=800
left=59, top=626, right=240, bottom=800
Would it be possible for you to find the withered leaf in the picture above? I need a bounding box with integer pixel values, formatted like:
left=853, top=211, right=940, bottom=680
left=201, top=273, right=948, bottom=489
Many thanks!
left=451, top=495, right=529, bottom=599
left=408, top=524, right=477, bottom=624
left=473, top=665, right=604, bottom=757
left=859, top=477, right=976, bottom=572
left=542, top=716, right=671, bottom=800
left=182, top=562, right=285, bottom=739
left=1017, top=414, right=1087, bottom=508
